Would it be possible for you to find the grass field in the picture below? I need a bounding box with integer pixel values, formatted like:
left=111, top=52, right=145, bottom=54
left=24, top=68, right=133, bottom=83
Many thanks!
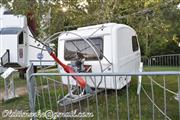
left=0, top=66, right=179, bottom=120
left=144, top=66, right=180, bottom=71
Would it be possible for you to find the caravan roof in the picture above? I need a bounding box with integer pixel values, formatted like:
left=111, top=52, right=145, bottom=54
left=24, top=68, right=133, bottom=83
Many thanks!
left=77, top=23, right=132, bottom=30
left=59, top=23, right=136, bottom=40
left=0, top=7, right=26, bottom=29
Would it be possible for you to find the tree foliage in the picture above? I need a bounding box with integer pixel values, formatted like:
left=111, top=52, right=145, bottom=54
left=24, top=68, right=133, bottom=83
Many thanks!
left=1, top=0, right=180, bottom=56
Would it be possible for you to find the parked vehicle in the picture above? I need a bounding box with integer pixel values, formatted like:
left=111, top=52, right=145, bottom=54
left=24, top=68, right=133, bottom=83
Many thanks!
left=58, top=23, right=141, bottom=89
left=0, top=7, right=54, bottom=73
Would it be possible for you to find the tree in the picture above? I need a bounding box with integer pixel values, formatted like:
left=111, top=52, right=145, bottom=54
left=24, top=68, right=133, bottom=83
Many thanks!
left=1, top=0, right=180, bottom=56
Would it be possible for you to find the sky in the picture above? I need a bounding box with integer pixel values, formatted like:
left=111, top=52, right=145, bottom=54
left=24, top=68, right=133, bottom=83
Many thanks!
left=178, top=3, right=180, bottom=9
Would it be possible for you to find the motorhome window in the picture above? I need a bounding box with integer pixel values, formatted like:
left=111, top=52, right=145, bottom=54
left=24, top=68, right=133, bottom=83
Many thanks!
left=64, top=38, right=103, bottom=61
left=0, top=27, right=22, bottom=34
left=132, top=36, right=139, bottom=52
left=18, top=32, right=24, bottom=44
left=3, top=10, right=13, bottom=15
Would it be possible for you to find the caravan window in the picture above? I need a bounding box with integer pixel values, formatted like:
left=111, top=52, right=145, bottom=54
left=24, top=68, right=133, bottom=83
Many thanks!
left=0, top=27, right=22, bottom=34
left=18, top=32, right=24, bottom=44
left=64, top=37, right=103, bottom=61
left=132, top=36, right=139, bottom=52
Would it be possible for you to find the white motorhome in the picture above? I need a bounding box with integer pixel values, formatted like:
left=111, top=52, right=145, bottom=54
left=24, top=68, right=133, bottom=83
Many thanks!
left=58, top=23, right=141, bottom=90
left=0, top=8, right=54, bottom=73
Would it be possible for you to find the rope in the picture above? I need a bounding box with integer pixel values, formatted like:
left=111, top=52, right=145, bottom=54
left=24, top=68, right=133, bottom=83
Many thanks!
left=141, top=85, right=172, bottom=120
left=147, top=76, right=177, bottom=96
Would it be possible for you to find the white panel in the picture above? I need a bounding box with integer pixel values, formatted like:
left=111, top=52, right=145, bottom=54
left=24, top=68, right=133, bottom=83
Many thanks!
left=27, top=28, right=55, bottom=66
left=0, top=35, right=18, bottom=63
left=1, top=15, right=26, bottom=28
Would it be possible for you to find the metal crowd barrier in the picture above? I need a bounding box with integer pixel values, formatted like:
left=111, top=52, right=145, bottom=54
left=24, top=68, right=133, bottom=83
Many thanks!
left=26, top=64, right=180, bottom=120
left=142, top=54, right=180, bottom=67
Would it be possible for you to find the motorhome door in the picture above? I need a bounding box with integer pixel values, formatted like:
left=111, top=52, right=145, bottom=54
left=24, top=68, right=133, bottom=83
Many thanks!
left=18, top=31, right=26, bottom=66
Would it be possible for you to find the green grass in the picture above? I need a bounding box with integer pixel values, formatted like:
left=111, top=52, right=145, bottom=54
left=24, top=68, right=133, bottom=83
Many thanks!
left=0, top=66, right=179, bottom=120
left=32, top=75, right=179, bottom=120
left=144, top=66, right=180, bottom=71
left=0, top=73, right=29, bottom=120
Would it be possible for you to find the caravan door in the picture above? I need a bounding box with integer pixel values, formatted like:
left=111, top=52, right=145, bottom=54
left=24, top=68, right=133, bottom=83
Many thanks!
left=18, top=31, right=26, bottom=67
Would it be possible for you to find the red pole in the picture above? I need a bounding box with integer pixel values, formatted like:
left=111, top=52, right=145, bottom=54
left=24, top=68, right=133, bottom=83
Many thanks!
left=46, top=47, right=86, bottom=89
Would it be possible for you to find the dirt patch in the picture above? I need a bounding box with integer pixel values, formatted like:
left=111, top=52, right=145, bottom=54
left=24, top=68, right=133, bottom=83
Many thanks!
left=0, top=86, right=27, bottom=101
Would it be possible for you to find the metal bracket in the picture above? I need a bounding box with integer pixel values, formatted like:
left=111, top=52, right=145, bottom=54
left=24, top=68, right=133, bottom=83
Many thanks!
left=137, top=62, right=143, bottom=95
left=57, top=85, right=102, bottom=106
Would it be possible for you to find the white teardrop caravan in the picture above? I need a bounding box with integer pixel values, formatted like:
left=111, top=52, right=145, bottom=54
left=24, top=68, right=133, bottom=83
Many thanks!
left=58, top=23, right=141, bottom=90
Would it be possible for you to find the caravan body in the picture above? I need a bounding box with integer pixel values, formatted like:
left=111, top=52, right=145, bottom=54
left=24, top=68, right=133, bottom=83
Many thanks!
left=0, top=8, right=54, bottom=71
left=58, top=23, right=141, bottom=89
